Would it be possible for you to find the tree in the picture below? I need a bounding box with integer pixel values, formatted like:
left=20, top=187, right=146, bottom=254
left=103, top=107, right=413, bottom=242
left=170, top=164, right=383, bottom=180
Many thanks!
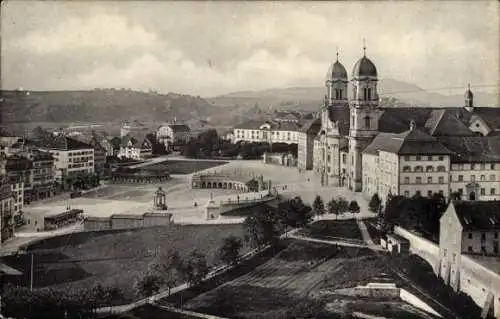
left=179, top=250, right=210, bottom=287
left=133, top=273, right=164, bottom=297
left=327, top=199, right=339, bottom=219
left=336, top=196, right=349, bottom=217
left=243, top=206, right=280, bottom=249
left=278, top=196, right=313, bottom=228
left=368, top=193, right=382, bottom=214
left=348, top=200, right=361, bottom=216
left=148, top=249, right=182, bottom=296
left=312, top=195, right=326, bottom=219
left=218, top=235, right=243, bottom=265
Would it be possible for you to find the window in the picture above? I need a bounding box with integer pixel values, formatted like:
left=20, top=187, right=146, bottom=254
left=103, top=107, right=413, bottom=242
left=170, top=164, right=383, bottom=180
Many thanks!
left=468, top=246, right=473, bottom=252
left=490, top=175, right=496, bottom=181
left=491, top=164, right=495, bottom=170
left=342, top=154, right=346, bottom=164
left=403, top=166, right=411, bottom=172
left=427, top=156, right=433, bottom=161
left=471, top=175, right=475, bottom=182
left=426, top=166, right=434, bottom=172
left=416, top=190, right=421, bottom=197
left=480, top=163, right=485, bottom=170
left=416, top=177, right=422, bottom=184
left=452, top=253, right=456, bottom=263
left=495, top=232, right=498, bottom=239
left=491, top=188, right=496, bottom=195
left=415, top=166, right=423, bottom=172
left=364, top=116, right=371, bottom=129
left=481, top=233, right=486, bottom=241
left=352, top=116, right=355, bottom=126
left=404, top=177, right=410, bottom=184
left=439, top=190, right=444, bottom=196
left=427, top=190, right=433, bottom=197
left=437, top=165, right=446, bottom=172
left=416, top=156, right=421, bottom=161
left=427, top=177, right=433, bottom=184
left=471, top=163, right=476, bottom=170
left=439, top=176, right=444, bottom=184
left=458, top=175, right=463, bottom=182
left=438, top=156, right=444, bottom=161
left=404, top=191, right=410, bottom=197
left=404, top=156, right=410, bottom=161
left=480, top=175, right=485, bottom=181
left=458, top=188, right=463, bottom=195
left=443, top=249, right=447, bottom=257
left=481, top=188, right=485, bottom=195
left=468, top=233, right=473, bottom=239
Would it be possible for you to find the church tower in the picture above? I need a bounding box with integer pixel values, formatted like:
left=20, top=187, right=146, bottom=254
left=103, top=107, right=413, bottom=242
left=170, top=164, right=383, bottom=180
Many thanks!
left=348, top=45, right=382, bottom=191
left=464, top=83, right=474, bottom=112
left=316, top=52, right=349, bottom=186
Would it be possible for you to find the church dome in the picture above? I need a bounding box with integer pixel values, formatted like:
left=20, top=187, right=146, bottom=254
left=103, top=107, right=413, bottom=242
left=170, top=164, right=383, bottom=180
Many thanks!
left=326, top=61, right=348, bottom=82
left=352, top=56, right=377, bottom=78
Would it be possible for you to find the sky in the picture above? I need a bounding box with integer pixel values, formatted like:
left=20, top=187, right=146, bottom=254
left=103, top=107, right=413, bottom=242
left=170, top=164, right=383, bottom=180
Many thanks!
left=1, top=1, right=499, bottom=97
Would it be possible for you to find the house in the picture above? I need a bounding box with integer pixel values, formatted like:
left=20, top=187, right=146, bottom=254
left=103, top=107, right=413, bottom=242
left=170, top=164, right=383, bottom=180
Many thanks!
left=118, top=134, right=153, bottom=160
left=297, top=117, right=321, bottom=171
left=233, top=119, right=302, bottom=145
left=156, top=124, right=191, bottom=151
left=28, top=128, right=95, bottom=183
left=0, top=179, right=14, bottom=245
left=439, top=200, right=500, bottom=317
left=73, top=131, right=109, bottom=174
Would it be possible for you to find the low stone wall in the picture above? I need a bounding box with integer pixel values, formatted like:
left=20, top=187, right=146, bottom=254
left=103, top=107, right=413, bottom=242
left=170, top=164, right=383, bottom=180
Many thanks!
left=394, top=226, right=440, bottom=274
left=84, top=212, right=172, bottom=231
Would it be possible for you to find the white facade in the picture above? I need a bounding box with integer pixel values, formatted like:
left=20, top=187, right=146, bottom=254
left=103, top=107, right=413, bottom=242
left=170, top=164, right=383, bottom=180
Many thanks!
left=450, top=162, right=500, bottom=201
left=118, top=138, right=152, bottom=160
left=40, top=148, right=95, bottom=182
left=233, top=125, right=299, bottom=145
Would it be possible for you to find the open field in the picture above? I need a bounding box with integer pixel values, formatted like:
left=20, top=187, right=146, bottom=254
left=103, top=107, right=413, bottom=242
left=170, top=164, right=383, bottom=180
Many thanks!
left=297, top=218, right=363, bottom=241
left=184, top=241, right=376, bottom=318
left=145, top=160, right=228, bottom=175
left=3, top=224, right=248, bottom=303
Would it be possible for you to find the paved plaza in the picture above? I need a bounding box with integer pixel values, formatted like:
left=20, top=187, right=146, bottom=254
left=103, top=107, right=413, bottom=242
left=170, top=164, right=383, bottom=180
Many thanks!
left=15, top=159, right=375, bottom=237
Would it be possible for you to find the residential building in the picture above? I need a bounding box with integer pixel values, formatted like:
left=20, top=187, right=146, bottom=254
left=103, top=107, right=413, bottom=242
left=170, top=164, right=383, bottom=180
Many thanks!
left=233, top=118, right=302, bottom=145
left=118, top=134, right=153, bottom=160
left=439, top=200, right=500, bottom=317
left=297, top=118, right=321, bottom=171
left=0, top=178, right=14, bottom=245
left=73, top=131, right=109, bottom=174
left=3, top=155, right=31, bottom=214
left=362, top=121, right=452, bottom=202
left=157, top=123, right=191, bottom=151
left=28, top=129, right=95, bottom=183
left=26, top=149, right=55, bottom=202
left=299, top=48, right=500, bottom=202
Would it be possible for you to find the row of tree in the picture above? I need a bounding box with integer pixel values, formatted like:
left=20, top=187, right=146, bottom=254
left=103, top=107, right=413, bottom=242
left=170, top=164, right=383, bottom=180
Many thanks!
left=312, top=196, right=361, bottom=220
left=182, top=129, right=298, bottom=159
left=369, top=192, right=448, bottom=239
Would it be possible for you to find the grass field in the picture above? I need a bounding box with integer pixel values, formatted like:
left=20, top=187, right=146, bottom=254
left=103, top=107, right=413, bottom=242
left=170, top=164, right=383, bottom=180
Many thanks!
left=184, top=240, right=373, bottom=318
left=297, top=218, right=363, bottom=241
left=146, top=160, right=228, bottom=175
left=4, top=224, right=247, bottom=303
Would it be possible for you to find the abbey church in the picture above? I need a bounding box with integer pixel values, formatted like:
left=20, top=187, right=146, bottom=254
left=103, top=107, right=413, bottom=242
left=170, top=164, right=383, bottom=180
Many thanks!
left=300, top=50, right=500, bottom=203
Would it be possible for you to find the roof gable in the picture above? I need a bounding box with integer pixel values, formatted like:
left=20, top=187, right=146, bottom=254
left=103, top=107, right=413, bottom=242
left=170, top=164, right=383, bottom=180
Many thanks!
left=451, top=201, right=500, bottom=231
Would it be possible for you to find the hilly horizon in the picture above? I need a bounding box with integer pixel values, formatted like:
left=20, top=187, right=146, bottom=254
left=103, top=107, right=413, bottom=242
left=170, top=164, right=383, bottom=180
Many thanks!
left=206, top=78, right=499, bottom=111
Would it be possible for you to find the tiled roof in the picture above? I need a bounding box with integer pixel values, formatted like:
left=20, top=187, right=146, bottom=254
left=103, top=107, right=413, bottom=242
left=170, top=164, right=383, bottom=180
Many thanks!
left=29, top=128, right=93, bottom=150
left=424, top=110, right=475, bottom=137
left=473, top=108, right=500, bottom=130
left=234, top=119, right=301, bottom=132
left=378, top=108, right=433, bottom=134
left=451, top=200, right=500, bottom=231
left=300, top=118, right=321, bottom=134
left=168, top=124, right=190, bottom=132
left=437, top=135, right=500, bottom=163
left=363, top=127, right=452, bottom=155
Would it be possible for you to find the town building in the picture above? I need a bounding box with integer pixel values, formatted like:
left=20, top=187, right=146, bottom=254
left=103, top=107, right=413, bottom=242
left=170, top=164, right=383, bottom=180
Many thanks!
left=297, top=118, right=321, bottom=171
left=26, top=149, right=55, bottom=202
left=73, top=131, right=110, bottom=174
left=233, top=118, right=302, bottom=145
left=28, top=128, right=95, bottom=183
left=0, top=178, right=14, bottom=245
left=300, top=49, right=500, bottom=202
left=439, top=200, right=500, bottom=317
left=156, top=123, right=191, bottom=151
left=3, top=155, right=30, bottom=214
left=118, top=134, right=153, bottom=160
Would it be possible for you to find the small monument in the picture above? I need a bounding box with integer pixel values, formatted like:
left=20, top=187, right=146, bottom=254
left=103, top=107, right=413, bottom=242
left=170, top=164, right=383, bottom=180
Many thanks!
left=153, top=187, right=167, bottom=210
left=204, top=192, right=219, bottom=220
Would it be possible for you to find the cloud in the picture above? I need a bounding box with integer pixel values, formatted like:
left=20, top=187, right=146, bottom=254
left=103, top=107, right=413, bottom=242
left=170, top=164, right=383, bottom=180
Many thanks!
left=1, top=1, right=498, bottom=96
left=14, top=13, right=158, bottom=54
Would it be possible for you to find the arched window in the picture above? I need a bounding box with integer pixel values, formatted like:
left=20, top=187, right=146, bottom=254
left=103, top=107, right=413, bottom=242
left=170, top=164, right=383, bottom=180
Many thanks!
left=403, top=166, right=411, bottom=172
left=437, top=165, right=446, bottom=172
left=364, top=116, right=371, bottom=129
left=415, top=166, right=423, bottom=172
left=426, top=166, right=434, bottom=172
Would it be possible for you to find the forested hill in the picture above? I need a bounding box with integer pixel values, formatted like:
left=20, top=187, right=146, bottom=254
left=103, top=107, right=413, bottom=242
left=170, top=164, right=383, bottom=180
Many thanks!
left=0, top=89, right=219, bottom=124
